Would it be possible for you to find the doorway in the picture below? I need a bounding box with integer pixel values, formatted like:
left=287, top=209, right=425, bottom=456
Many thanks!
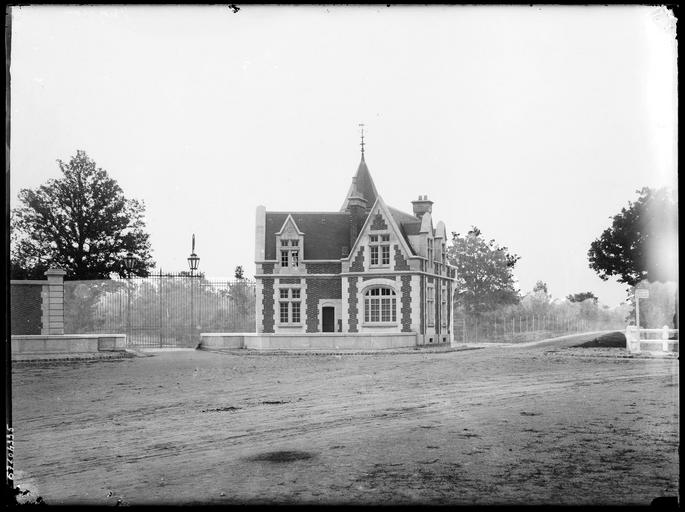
left=322, top=306, right=335, bottom=332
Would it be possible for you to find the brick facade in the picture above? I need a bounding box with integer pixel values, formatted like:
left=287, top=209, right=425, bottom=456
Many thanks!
left=400, top=275, right=412, bottom=333
left=305, top=277, right=342, bottom=333
left=419, top=275, right=425, bottom=335
left=262, top=278, right=274, bottom=333
left=255, top=153, right=455, bottom=341
left=370, top=213, right=388, bottom=231
left=10, top=284, right=43, bottom=335
left=348, top=277, right=359, bottom=332
left=350, top=246, right=365, bottom=272
left=306, top=262, right=342, bottom=274
left=394, top=244, right=410, bottom=271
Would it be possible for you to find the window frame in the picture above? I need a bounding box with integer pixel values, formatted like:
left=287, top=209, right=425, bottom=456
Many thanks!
left=440, top=284, right=448, bottom=327
left=277, top=287, right=303, bottom=325
left=363, top=286, right=397, bottom=325
left=278, top=237, right=301, bottom=268
left=369, top=232, right=391, bottom=268
left=427, top=284, right=435, bottom=327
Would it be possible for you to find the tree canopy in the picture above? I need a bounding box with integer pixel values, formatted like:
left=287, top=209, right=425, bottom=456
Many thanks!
left=588, top=187, right=677, bottom=286
left=447, top=226, right=520, bottom=317
left=567, top=292, right=598, bottom=303
left=11, top=150, right=154, bottom=279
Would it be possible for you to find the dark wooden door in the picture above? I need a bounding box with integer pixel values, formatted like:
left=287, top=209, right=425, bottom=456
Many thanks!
left=322, top=307, right=335, bottom=332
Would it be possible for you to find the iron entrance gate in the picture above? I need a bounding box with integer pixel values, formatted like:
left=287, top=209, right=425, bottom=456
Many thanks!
left=64, top=273, right=256, bottom=347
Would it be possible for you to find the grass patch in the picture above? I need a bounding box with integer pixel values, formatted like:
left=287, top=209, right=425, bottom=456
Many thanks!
left=578, top=331, right=626, bottom=348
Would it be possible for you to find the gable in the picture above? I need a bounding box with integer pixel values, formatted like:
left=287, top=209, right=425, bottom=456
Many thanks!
left=346, top=196, right=415, bottom=264
left=276, top=214, right=304, bottom=237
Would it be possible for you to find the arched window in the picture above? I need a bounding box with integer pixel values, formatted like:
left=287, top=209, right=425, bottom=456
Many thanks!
left=364, top=287, right=397, bottom=323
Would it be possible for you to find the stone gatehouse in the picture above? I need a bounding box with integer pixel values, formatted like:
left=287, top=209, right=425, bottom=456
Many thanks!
left=254, top=146, right=456, bottom=345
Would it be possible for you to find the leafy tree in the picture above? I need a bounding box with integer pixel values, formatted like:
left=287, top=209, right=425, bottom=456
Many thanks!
left=234, top=265, right=245, bottom=280
left=588, top=187, right=677, bottom=286
left=567, top=292, right=598, bottom=303
left=533, top=281, right=549, bottom=295
left=522, top=281, right=551, bottom=315
left=11, top=150, right=154, bottom=280
left=588, top=187, right=677, bottom=327
left=447, top=226, right=520, bottom=317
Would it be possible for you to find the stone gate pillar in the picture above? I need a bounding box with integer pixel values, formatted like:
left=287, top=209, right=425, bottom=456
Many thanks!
left=43, top=268, right=66, bottom=335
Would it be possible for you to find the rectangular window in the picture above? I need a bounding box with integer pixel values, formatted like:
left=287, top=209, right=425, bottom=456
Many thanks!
left=381, top=245, right=390, bottom=265
left=282, top=240, right=290, bottom=246
left=291, top=250, right=299, bottom=267
left=370, top=246, right=379, bottom=265
left=370, top=299, right=380, bottom=322
left=441, top=285, right=447, bottom=327
left=427, top=285, right=435, bottom=326
left=370, top=233, right=390, bottom=267
left=278, top=288, right=302, bottom=324
left=291, top=240, right=299, bottom=247
left=281, top=250, right=289, bottom=267
left=381, top=298, right=391, bottom=322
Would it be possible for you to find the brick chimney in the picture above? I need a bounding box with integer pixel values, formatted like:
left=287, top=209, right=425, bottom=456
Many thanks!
left=411, top=195, right=433, bottom=218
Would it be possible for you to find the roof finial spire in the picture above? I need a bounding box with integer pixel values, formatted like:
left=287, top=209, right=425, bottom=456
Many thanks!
left=359, top=123, right=365, bottom=159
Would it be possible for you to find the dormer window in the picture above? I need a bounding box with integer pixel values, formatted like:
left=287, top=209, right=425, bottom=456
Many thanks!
left=370, top=234, right=390, bottom=267
left=278, top=238, right=300, bottom=268
left=275, top=215, right=303, bottom=269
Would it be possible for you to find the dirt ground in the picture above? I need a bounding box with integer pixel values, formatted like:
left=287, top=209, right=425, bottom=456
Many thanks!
left=10, top=335, right=679, bottom=505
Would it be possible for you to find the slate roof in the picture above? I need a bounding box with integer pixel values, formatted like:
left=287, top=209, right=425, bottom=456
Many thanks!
left=340, top=156, right=378, bottom=211
left=263, top=156, right=430, bottom=260
left=265, top=212, right=353, bottom=260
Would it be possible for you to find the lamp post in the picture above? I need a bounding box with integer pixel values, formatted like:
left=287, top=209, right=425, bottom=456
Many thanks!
left=187, top=234, right=200, bottom=346
left=123, top=252, right=136, bottom=345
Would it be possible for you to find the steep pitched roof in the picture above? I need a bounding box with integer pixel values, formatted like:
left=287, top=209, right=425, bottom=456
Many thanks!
left=340, top=156, right=379, bottom=212
left=387, top=206, right=421, bottom=253
left=264, top=212, right=352, bottom=260
left=346, top=196, right=416, bottom=260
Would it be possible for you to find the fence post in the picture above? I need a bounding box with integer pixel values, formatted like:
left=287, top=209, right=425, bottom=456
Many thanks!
left=626, top=325, right=640, bottom=354
left=44, top=268, right=66, bottom=335
left=662, top=325, right=670, bottom=352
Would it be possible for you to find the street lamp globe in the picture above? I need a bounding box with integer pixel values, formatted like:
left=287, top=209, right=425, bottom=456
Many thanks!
left=123, top=252, right=136, bottom=275
left=188, top=234, right=200, bottom=273
left=188, top=252, right=200, bottom=272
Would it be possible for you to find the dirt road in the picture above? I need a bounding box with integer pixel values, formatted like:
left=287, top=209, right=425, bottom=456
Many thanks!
left=10, top=335, right=679, bottom=505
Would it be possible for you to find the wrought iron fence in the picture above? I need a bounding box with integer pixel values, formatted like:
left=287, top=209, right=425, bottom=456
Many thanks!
left=63, top=273, right=256, bottom=347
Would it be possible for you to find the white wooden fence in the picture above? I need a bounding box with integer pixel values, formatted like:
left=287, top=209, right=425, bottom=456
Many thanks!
left=625, top=325, right=679, bottom=354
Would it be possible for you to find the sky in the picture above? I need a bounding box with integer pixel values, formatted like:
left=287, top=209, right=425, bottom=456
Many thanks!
left=9, top=5, right=678, bottom=307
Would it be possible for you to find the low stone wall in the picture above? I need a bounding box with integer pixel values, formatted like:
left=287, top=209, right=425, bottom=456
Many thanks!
left=200, top=334, right=246, bottom=350
left=11, top=334, right=127, bottom=359
left=199, top=332, right=419, bottom=351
